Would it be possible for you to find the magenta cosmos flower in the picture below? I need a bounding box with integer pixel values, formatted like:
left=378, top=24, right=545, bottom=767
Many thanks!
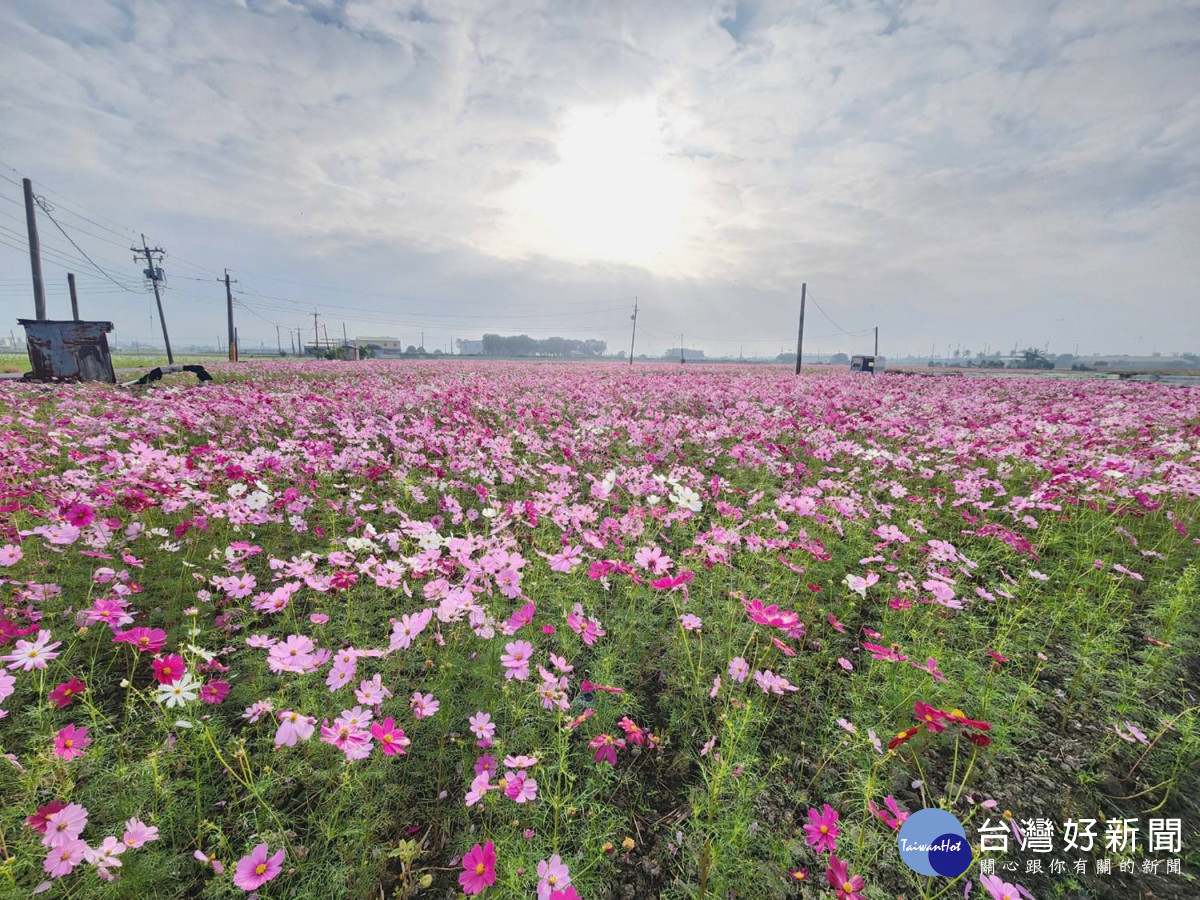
left=803, top=804, right=840, bottom=853
left=459, top=840, right=497, bottom=894
left=48, top=678, right=86, bottom=709
left=369, top=717, right=411, bottom=755
left=54, top=724, right=91, bottom=761
left=826, top=855, right=866, bottom=900
left=233, top=843, right=284, bottom=891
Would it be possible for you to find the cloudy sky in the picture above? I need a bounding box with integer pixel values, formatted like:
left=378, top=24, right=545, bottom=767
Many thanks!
left=1, top=0, right=1197, bottom=359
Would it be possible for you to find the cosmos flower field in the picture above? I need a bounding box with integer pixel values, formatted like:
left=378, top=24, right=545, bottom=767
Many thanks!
left=1, top=361, right=1198, bottom=899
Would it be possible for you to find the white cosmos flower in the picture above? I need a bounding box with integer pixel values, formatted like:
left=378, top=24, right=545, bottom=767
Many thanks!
left=418, top=532, right=444, bottom=552
left=156, top=674, right=200, bottom=708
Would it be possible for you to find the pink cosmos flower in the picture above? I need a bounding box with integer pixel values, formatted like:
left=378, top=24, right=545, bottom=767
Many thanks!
left=53, top=724, right=91, bottom=761
left=411, top=691, right=439, bottom=719
left=727, top=656, right=749, bottom=682
left=113, top=627, right=167, bottom=654
left=122, top=817, right=158, bottom=848
left=3, top=630, right=62, bottom=671
left=588, top=733, right=624, bottom=765
left=200, top=680, right=230, bottom=704
left=679, top=614, right=702, bottom=631
left=233, top=843, right=284, bottom=891
left=370, top=717, right=411, bottom=756
left=504, top=770, right=538, bottom=803
left=500, top=640, right=533, bottom=681
left=43, top=839, right=88, bottom=878
left=194, top=849, right=225, bottom=874
left=826, top=855, right=866, bottom=900
left=151, top=654, right=186, bottom=685
left=48, top=678, right=85, bottom=709
left=550, top=890, right=582, bottom=900
left=0, top=670, right=15, bottom=705
left=0, top=544, right=22, bottom=566
left=25, top=800, right=67, bottom=834
left=469, top=711, right=496, bottom=746
left=274, top=710, right=317, bottom=747
left=537, top=854, right=571, bottom=900
left=979, top=873, right=1033, bottom=900
left=460, top=840, right=497, bottom=894
left=43, top=804, right=88, bottom=848
left=804, top=804, right=840, bottom=853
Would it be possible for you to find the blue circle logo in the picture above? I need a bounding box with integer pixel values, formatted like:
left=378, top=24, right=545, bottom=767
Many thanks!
left=897, top=809, right=970, bottom=876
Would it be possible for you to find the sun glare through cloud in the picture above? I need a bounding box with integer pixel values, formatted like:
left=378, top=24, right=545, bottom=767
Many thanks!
left=498, top=100, right=699, bottom=271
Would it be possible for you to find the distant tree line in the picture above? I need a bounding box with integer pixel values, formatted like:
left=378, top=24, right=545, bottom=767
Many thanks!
left=481, top=334, right=607, bottom=357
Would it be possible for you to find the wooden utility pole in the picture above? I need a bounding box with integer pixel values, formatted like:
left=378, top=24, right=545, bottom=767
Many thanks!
left=223, top=269, right=238, bottom=361
left=67, top=273, right=79, bottom=321
left=133, top=235, right=172, bottom=363
left=22, top=178, right=47, bottom=320
left=629, top=296, right=638, bottom=365
left=795, top=282, right=807, bottom=374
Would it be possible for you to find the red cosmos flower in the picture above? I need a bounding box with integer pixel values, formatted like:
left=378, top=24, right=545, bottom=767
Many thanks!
left=330, top=570, right=358, bottom=590
left=579, top=680, right=624, bottom=694
left=25, top=800, right=67, bottom=833
left=944, top=709, right=991, bottom=731
left=965, top=732, right=992, bottom=748
left=887, top=726, right=923, bottom=750
left=48, top=678, right=86, bottom=709
left=913, top=701, right=950, bottom=733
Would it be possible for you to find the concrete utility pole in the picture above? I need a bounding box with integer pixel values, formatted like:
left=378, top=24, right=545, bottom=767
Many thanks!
left=680, top=333, right=684, bottom=364
left=133, top=235, right=172, bottom=363
left=67, top=273, right=79, bottom=321
left=874, top=326, right=878, bottom=358
left=795, top=282, right=807, bottom=374
left=629, top=296, right=638, bottom=365
left=276, top=324, right=283, bottom=355
left=313, top=312, right=320, bottom=357
left=22, top=178, right=47, bottom=320
left=223, top=269, right=238, bottom=361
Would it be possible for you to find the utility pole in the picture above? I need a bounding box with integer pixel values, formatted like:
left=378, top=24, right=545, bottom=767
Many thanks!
left=874, top=326, right=878, bottom=358
left=22, top=179, right=47, bottom=320
left=421, top=331, right=425, bottom=351
left=222, top=269, right=237, bottom=361
left=313, top=312, right=320, bottom=357
left=133, top=235, right=173, bottom=363
left=275, top=324, right=283, bottom=356
left=629, top=296, right=638, bottom=365
left=680, top=333, right=684, bottom=364
left=323, top=324, right=331, bottom=355
left=795, top=282, right=807, bottom=374
left=289, top=332, right=295, bottom=356
left=67, top=273, right=79, bottom=321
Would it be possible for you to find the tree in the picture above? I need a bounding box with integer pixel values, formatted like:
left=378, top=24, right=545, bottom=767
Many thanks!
left=831, top=352, right=849, bottom=365
left=1014, top=347, right=1054, bottom=369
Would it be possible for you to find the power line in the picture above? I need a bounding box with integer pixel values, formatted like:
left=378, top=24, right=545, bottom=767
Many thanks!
left=33, top=197, right=141, bottom=293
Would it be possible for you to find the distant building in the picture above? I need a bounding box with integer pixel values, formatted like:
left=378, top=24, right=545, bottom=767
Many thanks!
left=456, top=338, right=484, bottom=355
left=354, top=336, right=405, bottom=357
left=664, top=347, right=705, bottom=360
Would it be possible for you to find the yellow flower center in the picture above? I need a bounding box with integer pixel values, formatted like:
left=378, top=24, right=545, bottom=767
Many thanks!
left=475, top=863, right=486, bottom=875
left=255, top=862, right=268, bottom=875
left=548, top=876, right=558, bottom=886
left=64, top=739, right=74, bottom=748
left=819, top=825, right=828, bottom=834
left=843, top=882, right=853, bottom=892
left=383, top=734, right=393, bottom=743
left=29, top=650, right=39, bottom=658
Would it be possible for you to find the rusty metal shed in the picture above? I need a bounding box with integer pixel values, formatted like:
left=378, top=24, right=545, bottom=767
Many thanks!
left=18, top=318, right=117, bottom=383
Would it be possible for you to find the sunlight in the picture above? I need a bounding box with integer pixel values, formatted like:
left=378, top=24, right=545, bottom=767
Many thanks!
left=503, top=100, right=696, bottom=267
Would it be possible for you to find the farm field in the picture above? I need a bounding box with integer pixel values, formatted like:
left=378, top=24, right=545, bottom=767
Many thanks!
left=1, top=360, right=1198, bottom=899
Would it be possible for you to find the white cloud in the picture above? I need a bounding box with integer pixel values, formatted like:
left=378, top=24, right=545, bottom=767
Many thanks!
left=0, top=0, right=1196, bottom=357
